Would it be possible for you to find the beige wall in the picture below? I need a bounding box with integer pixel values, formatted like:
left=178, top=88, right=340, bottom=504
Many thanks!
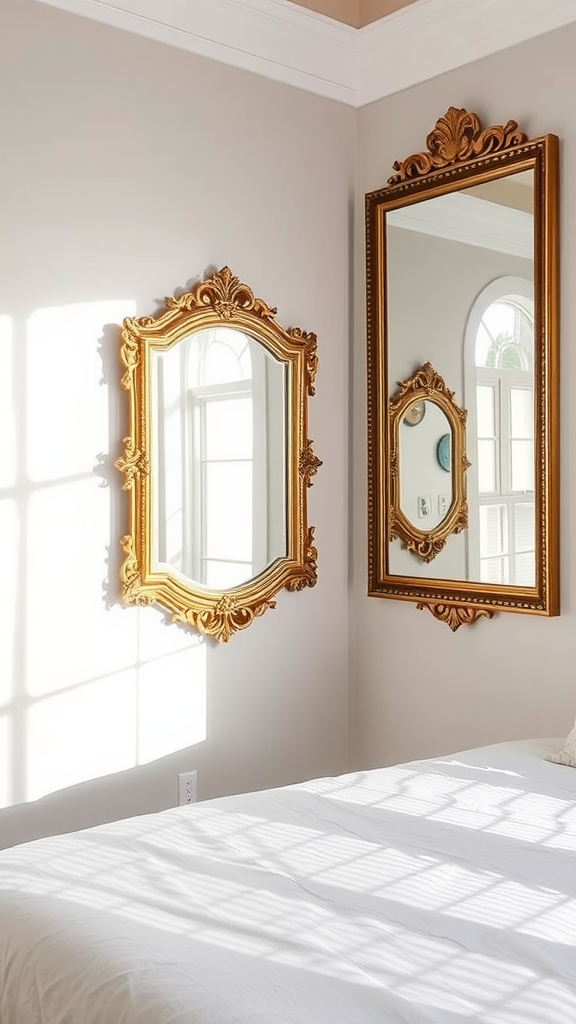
left=0, top=0, right=354, bottom=849
left=352, top=26, right=576, bottom=771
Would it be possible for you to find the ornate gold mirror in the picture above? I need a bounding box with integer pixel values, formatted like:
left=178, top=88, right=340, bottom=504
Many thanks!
left=116, top=266, right=321, bottom=642
left=389, top=362, right=470, bottom=564
left=366, top=108, right=559, bottom=630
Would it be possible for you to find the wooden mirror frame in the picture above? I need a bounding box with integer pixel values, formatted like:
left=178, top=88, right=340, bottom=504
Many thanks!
left=366, top=108, right=559, bottom=631
left=389, top=362, right=470, bottom=564
left=115, top=266, right=322, bottom=642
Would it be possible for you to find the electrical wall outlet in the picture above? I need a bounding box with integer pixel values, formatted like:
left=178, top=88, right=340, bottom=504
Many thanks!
left=417, top=495, right=432, bottom=518
left=178, top=770, right=198, bottom=806
left=438, top=494, right=450, bottom=517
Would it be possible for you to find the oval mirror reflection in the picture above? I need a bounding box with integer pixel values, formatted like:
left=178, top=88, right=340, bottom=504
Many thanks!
left=399, top=400, right=453, bottom=531
left=151, top=327, right=287, bottom=590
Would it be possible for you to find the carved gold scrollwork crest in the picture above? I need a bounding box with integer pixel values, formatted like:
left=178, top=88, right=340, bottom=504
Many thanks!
left=398, top=361, right=457, bottom=400
left=388, top=107, right=528, bottom=186
left=171, top=594, right=276, bottom=644
left=165, top=266, right=276, bottom=321
left=417, top=602, right=495, bottom=632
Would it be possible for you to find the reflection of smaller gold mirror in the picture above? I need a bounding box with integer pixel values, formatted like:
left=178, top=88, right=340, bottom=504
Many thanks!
left=403, top=400, right=426, bottom=427
left=115, top=266, right=322, bottom=642
left=389, top=362, right=470, bottom=563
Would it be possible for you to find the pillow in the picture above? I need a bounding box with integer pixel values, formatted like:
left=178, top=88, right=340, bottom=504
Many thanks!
left=548, top=716, right=576, bottom=768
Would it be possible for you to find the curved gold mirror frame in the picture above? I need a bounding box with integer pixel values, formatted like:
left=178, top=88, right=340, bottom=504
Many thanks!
left=389, top=362, right=470, bottom=563
left=116, top=266, right=322, bottom=642
left=366, top=108, right=559, bottom=631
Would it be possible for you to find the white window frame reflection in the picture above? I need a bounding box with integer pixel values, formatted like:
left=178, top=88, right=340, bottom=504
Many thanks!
left=155, top=328, right=285, bottom=589
left=188, top=331, right=256, bottom=588
left=465, top=278, right=535, bottom=586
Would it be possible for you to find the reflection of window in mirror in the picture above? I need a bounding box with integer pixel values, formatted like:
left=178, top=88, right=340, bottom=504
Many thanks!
left=156, top=328, right=285, bottom=590
left=187, top=329, right=255, bottom=589
left=465, top=278, right=534, bottom=586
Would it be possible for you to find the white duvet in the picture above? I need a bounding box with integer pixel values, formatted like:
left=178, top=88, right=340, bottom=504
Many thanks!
left=1, top=739, right=575, bottom=1024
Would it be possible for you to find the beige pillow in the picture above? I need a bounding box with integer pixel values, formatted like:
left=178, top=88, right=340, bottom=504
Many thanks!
left=548, top=716, right=576, bottom=768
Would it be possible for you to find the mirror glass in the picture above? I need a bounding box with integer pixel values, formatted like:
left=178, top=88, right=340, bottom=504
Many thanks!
left=387, top=170, right=534, bottom=585
left=399, top=401, right=453, bottom=531
left=151, top=327, right=287, bottom=591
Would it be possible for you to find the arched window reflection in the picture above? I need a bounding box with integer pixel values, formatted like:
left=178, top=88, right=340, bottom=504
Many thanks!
left=154, top=328, right=286, bottom=590
left=466, top=280, right=535, bottom=586
left=188, top=328, right=252, bottom=388
left=186, top=329, right=254, bottom=588
left=475, top=300, right=533, bottom=371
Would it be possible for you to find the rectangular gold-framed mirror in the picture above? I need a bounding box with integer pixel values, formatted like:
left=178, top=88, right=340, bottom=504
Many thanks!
left=366, top=108, right=559, bottom=630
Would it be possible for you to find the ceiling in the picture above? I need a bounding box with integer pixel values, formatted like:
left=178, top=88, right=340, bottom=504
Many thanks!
left=288, top=0, right=418, bottom=27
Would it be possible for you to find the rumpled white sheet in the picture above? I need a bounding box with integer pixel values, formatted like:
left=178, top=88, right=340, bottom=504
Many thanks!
left=0, top=738, right=575, bottom=1024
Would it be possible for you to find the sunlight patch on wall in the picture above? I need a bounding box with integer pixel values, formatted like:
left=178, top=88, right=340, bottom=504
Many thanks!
left=26, top=304, right=109, bottom=481
left=26, top=478, right=137, bottom=695
left=25, top=636, right=207, bottom=802
left=1, top=301, right=208, bottom=808
left=135, top=604, right=194, bottom=664
left=137, top=639, right=207, bottom=764
left=27, top=669, right=139, bottom=801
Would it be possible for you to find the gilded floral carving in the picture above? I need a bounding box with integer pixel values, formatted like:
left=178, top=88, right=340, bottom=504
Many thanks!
left=388, top=107, right=528, bottom=186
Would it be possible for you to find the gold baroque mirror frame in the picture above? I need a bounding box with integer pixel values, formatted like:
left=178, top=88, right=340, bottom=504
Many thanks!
left=366, top=108, right=559, bottom=631
left=389, top=362, right=470, bottom=564
left=116, top=266, right=322, bottom=642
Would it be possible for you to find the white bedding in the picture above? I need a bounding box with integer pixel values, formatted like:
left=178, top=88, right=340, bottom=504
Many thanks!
left=1, top=738, right=575, bottom=1024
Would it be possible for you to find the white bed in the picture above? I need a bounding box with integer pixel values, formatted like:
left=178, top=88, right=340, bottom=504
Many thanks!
left=1, top=738, right=575, bottom=1024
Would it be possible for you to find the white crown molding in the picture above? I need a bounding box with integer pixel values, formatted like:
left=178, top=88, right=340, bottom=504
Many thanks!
left=357, top=0, right=576, bottom=107
left=36, top=0, right=576, bottom=108
left=34, top=0, right=359, bottom=105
